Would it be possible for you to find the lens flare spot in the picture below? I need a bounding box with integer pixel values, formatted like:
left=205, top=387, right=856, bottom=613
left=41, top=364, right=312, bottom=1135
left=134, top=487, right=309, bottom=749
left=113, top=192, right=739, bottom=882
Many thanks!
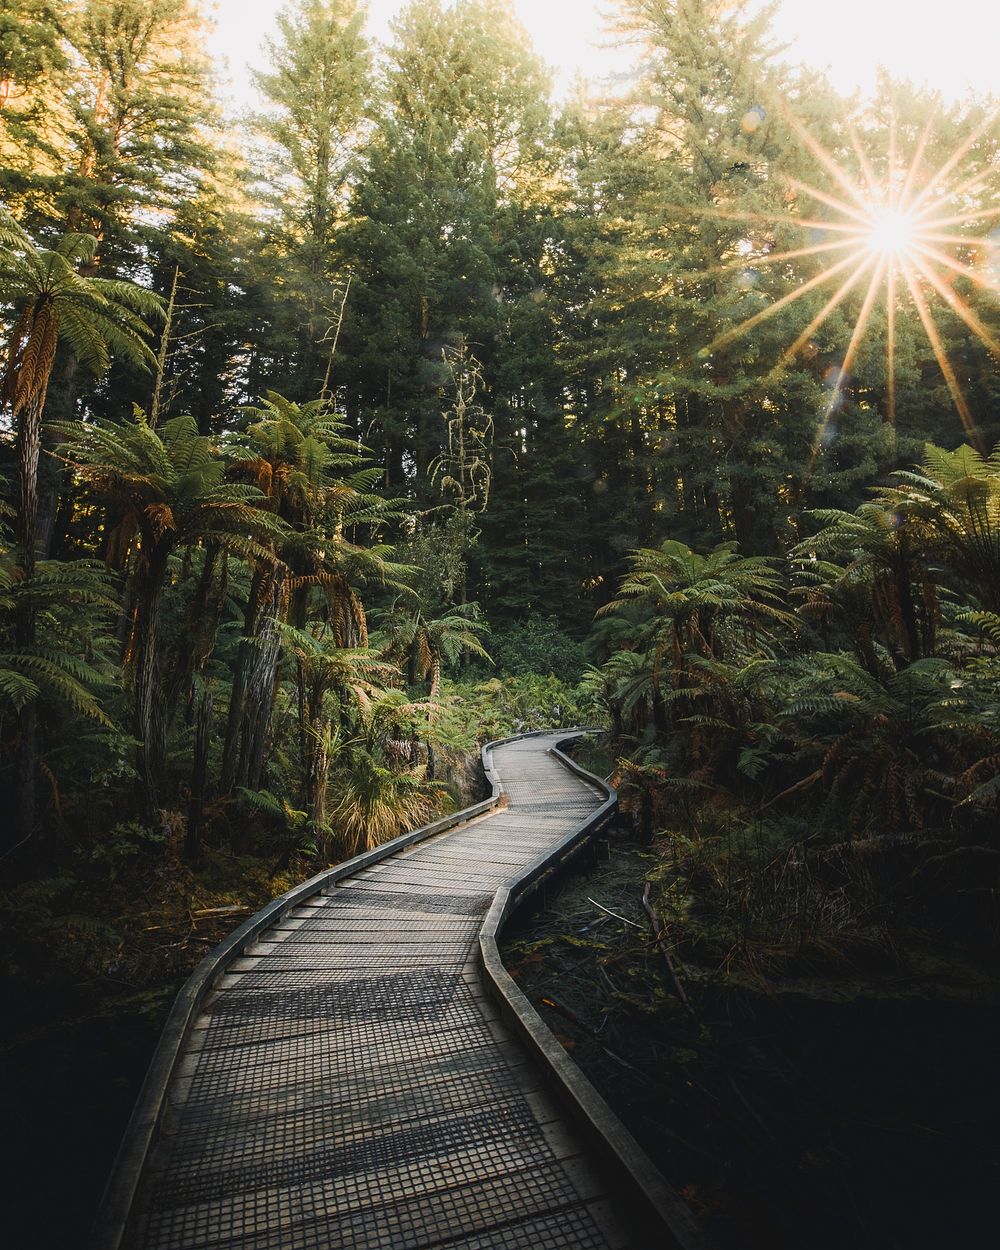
left=741, top=105, right=766, bottom=134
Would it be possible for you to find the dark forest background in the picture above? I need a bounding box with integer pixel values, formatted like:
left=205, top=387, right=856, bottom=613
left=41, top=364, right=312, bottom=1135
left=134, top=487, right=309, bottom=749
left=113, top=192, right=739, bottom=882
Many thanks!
left=2, top=3, right=1000, bottom=1246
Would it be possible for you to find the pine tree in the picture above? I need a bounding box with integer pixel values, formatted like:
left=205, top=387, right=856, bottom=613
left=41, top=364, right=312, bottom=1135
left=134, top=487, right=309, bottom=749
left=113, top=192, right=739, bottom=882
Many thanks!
left=251, top=0, right=371, bottom=399
left=340, top=0, right=550, bottom=494
left=0, top=0, right=72, bottom=224
left=59, top=0, right=218, bottom=266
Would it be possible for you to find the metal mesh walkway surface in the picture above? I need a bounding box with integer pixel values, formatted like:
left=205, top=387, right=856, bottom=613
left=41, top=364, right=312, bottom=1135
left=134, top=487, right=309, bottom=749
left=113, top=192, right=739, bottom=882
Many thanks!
left=119, top=733, right=635, bottom=1250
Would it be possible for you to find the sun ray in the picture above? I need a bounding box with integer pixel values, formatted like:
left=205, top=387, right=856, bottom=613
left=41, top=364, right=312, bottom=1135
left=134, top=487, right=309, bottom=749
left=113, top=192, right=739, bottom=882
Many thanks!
left=816, top=256, right=887, bottom=439
left=912, top=241, right=1000, bottom=294
left=913, top=169, right=996, bottom=222
left=918, top=206, right=1000, bottom=231
left=916, top=231, right=996, bottom=247
left=693, top=235, right=863, bottom=279
left=706, top=251, right=863, bottom=353
left=766, top=253, right=878, bottom=381
left=673, top=202, right=866, bottom=236
left=847, top=121, right=881, bottom=203
left=840, top=259, right=886, bottom=380
left=782, top=107, right=875, bottom=217
left=900, top=258, right=981, bottom=445
left=908, top=109, right=999, bottom=218
left=682, top=102, right=999, bottom=440
left=907, top=251, right=1000, bottom=361
left=889, top=113, right=898, bottom=210
left=786, top=176, right=872, bottom=227
left=887, top=261, right=897, bottom=426
left=898, top=117, right=934, bottom=209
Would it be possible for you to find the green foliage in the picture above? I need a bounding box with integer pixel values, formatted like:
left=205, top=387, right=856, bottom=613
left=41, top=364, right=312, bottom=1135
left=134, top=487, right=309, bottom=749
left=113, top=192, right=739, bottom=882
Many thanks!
left=0, top=554, right=117, bottom=724
left=87, top=820, right=169, bottom=876
left=376, top=601, right=492, bottom=700
left=250, top=0, right=371, bottom=397
left=326, top=745, right=442, bottom=856
left=2, top=0, right=1000, bottom=989
left=444, top=672, right=599, bottom=742
left=587, top=451, right=1000, bottom=851
left=489, top=615, right=587, bottom=683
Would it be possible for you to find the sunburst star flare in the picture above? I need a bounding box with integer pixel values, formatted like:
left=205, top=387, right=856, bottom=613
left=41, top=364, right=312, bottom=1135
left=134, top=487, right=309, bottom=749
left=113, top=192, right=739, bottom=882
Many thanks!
left=697, top=107, right=1000, bottom=450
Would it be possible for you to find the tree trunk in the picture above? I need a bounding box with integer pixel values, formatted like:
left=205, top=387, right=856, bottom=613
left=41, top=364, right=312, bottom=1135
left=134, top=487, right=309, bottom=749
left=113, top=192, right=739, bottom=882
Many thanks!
left=221, top=566, right=267, bottom=793
left=297, top=660, right=309, bottom=810
left=36, top=347, right=79, bottom=561
left=221, top=639, right=250, bottom=795
left=185, top=683, right=213, bottom=863
left=652, top=688, right=669, bottom=735
left=308, top=716, right=331, bottom=848
left=237, top=568, right=286, bottom=791
left=165, top=544, right=219, bottom=734
left=17, top=394, right=42, bottom=581
left=14, top=394, right=43, bottom=841
left=133, top=546, right=170, bottom=824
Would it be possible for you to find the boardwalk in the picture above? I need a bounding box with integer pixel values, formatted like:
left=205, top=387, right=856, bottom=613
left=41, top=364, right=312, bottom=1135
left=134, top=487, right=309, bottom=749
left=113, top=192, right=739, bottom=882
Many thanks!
left=105, top=734, right=664, bottom=1250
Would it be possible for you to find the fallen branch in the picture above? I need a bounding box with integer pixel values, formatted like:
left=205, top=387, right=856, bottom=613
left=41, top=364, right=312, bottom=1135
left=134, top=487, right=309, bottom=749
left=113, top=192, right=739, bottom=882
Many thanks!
left=586, top=896, right=642, bottom=929
left=641, top=881, right=691, bottom=1011
left=189, top=905, right=252, bottom=921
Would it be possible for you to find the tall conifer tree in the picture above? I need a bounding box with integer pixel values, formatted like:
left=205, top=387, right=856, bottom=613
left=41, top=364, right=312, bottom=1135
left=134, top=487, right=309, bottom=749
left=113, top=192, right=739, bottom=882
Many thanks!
left=251, top=0, right=371, bottom=399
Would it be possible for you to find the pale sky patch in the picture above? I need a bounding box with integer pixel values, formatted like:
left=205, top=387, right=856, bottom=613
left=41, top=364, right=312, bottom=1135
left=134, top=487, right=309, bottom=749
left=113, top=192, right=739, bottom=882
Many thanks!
left=206, top=0, right=1000, bottom=113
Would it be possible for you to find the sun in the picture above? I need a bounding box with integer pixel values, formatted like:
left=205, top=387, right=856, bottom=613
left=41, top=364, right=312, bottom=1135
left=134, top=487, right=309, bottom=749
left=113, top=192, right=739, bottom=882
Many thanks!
left=864, top=207, right=917, bottom=257
left=696, top=106, right=1000, bottom=449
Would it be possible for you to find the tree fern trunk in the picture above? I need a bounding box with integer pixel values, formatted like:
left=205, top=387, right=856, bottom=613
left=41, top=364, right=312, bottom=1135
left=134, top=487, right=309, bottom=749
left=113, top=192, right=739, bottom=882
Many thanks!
left=13, top=355, right=52, bottom=837
left=220, top=638, right=249, bottom=795
left=652, top=688, right=668, bottom=735
left=297, top=659, right=309, bottom=810
left=308, top=716, right=331, bottom=850
left=36, top=347, right=78, bottom=562
left=237, top=568, right=286, bottom=790
left=17, top=394, right=42, bottom=582
left=165, top=543, right=219, bottom=735
left=15, top=394, right=43, bottom=839
left=221, top=567, right=266, bottom=793
left=133, top=547, right=169, bottom=824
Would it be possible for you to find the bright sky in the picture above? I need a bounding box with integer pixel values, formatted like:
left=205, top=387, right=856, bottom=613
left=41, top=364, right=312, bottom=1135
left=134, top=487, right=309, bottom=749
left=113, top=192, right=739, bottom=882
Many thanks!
left=207, top=0, right=1000, bottom=111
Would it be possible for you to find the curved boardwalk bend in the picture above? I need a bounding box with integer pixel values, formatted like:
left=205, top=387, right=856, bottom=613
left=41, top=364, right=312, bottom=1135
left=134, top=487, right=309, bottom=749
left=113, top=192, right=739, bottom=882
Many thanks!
left=94, top=732, right=709, bottom=1250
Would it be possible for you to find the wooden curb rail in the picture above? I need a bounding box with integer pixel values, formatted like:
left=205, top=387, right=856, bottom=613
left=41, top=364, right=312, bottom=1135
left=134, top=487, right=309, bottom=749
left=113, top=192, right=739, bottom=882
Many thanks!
left=479, top=734, right=713, bottom=1250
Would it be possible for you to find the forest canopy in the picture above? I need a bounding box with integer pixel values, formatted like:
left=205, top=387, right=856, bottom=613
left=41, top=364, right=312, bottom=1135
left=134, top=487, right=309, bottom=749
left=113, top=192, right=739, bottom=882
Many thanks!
left=1, top=0, right=998, bottom=967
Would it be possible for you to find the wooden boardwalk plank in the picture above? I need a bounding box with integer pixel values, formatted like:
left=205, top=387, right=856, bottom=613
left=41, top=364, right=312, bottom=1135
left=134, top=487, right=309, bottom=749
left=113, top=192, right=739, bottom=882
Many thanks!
left=121, top=733, right=632, bottom=1250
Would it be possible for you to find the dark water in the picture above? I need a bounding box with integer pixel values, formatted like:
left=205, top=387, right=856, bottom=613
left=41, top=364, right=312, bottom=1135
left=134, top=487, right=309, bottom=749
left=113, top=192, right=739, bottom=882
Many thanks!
left=633, top=993, right=1000, bottom=1249
left=1, top=984, right=171, bottom=1250
left=506, top=882, right=1000, bottom=1250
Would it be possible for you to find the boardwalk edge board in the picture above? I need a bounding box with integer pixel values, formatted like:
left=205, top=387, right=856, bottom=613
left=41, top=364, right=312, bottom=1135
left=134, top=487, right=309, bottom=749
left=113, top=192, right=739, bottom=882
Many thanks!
left=479, top=735, right=714, bottom=1250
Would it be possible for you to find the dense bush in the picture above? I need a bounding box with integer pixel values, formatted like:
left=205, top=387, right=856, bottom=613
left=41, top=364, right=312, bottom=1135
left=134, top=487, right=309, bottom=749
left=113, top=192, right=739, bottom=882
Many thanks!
left=488, top=616, right=588, bottom=684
